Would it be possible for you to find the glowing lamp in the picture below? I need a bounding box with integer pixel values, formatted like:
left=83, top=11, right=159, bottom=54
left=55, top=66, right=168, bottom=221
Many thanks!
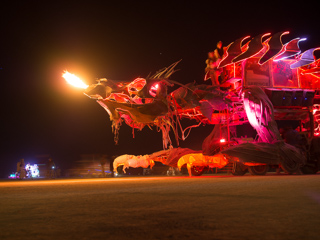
left=63, top=71, right=89, bottom=89
left=220, top=138, right=226, bottom=143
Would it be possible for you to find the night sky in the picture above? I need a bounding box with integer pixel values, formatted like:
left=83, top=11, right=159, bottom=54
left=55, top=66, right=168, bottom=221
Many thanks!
left=0, top=1, right=319, bottom=177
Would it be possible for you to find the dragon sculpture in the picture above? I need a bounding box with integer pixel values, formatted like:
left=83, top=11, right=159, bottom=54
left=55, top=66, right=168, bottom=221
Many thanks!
left=65, top=31, right=320, bottom=176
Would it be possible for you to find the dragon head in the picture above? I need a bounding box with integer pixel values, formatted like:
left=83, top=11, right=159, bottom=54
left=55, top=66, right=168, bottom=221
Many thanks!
left=83, top=62, right=182, bottom=146
left=65, top=61, right=231, bottom=148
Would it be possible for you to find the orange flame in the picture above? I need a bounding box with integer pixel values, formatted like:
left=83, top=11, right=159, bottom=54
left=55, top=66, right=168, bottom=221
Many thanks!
left=62, top=71, right=89, bottom=89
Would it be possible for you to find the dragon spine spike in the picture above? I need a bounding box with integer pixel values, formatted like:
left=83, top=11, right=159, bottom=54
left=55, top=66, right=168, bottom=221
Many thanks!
left=150, top=60, right=182, bottom=79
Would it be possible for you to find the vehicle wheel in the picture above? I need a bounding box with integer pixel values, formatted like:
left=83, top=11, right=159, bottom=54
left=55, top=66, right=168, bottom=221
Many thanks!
left=231, top=162, right=247, bottom=176
left=300, top=162, right=318, bottom=174
left=191, top=166, right=206, bottom=176
left=280, top=161, right=301, bottom=174
left=248, top=165, right=269, bottom=175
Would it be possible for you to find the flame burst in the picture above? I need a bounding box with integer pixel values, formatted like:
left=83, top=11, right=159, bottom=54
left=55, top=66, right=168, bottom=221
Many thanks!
left=63, top=71, right=89, bottom=89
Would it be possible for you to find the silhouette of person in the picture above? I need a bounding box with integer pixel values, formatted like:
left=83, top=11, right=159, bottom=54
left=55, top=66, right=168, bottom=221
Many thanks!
left=205, top=41, right=224, bottom=86
left=17, top=158, right=26, bottom=179
left=46, top=158, right=56, bottom=178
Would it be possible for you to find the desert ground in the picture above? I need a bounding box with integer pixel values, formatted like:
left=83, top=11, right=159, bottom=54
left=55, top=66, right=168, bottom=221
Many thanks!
left=1, top=173, right=320, bottom=240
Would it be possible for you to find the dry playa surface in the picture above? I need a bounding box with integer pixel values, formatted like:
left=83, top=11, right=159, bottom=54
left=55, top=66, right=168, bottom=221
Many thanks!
left=1, top=174, right=320, bottom=240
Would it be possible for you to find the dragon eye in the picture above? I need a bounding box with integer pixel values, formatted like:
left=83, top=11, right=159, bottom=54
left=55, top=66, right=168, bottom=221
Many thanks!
left=151, top=84, right=159, bottom=90
left=149, top=83, right=159, bottom=97
left=129, top=87, right=137, bottom=91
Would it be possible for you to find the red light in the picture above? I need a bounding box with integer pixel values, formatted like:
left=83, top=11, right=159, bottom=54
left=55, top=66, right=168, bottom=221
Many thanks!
left=220, top=138, right=226, bottom=143
left=149, top=83, right=160, bottom=97
left=151, top=84, right=159, bottom=90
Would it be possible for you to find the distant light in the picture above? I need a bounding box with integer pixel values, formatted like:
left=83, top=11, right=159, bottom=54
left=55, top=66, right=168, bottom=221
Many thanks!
left=8, top=173, right=16, bottom=179
left=220, top=138, right=226, bottom=143
left=25, top=164, right=40, bottom=178
left=63, top=71, right=89, bottom=89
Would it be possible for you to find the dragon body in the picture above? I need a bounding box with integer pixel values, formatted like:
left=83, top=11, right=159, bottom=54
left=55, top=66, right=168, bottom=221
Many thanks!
left=81, top=31, right=320, bottom=176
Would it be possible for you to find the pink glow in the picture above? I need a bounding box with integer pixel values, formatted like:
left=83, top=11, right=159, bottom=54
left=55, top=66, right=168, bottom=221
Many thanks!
left=274, top=38, right=306, bottom=61
left=151, top=83, right=159, bottom=91
left=149, top=83, right=160, bottom=97
left=218, top=36, right=250, bottom=68
left=232, top=33, right=271, bottom=64
left=258, top=31, right=289, bottom=65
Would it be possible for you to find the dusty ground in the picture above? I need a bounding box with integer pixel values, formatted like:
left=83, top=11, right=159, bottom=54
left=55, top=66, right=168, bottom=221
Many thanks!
left=1, top=173, right=320, bottom=240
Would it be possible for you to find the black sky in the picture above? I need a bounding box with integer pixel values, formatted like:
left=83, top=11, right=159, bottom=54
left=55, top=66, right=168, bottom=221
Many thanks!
left=0, top=1, right=319, bottom=176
